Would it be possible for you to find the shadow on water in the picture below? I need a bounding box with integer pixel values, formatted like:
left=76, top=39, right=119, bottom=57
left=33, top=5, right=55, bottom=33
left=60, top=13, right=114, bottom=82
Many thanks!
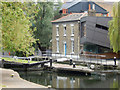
left=16, top=70, right=120, bottom=89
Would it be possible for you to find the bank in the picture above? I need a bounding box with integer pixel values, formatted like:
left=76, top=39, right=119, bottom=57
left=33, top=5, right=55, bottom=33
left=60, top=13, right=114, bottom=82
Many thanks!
left=0, top=68, right=47, bottom=88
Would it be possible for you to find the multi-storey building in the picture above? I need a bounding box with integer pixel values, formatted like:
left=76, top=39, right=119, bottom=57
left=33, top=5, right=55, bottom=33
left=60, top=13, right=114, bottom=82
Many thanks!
left=51, top=12, right=118, bottom=59
left=51, top=1, right=120, bottom=59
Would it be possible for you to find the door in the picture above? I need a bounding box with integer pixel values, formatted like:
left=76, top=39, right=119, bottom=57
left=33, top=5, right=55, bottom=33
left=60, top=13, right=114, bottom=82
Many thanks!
left=64, top=43, right=67, bottom=56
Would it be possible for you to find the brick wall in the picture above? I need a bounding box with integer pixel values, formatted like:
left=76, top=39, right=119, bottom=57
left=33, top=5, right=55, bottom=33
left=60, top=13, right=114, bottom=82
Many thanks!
left=52, top=21, right=80, bottom=55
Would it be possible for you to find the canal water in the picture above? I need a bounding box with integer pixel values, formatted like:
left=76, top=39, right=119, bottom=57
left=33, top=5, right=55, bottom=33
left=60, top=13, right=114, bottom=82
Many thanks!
left=17, top=70, right=120, bottom=88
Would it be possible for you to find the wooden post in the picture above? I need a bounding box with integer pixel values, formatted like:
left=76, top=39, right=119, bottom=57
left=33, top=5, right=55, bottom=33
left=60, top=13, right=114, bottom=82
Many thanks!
left=1, top=59, right=4, bottom=68
left=70, top=58, right=72, bottom=65
left=50, top=58, right=52, bottom=68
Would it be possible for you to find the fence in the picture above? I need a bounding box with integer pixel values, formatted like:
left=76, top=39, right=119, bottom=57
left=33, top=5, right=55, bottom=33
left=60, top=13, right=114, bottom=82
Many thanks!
left=1, top=51, right=119, bottom=66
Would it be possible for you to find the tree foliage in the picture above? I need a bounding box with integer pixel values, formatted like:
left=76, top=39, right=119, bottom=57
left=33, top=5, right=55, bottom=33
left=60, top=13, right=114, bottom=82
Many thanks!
left=2, top=2, right=36, bottom=56
left=34, top=2, right=54, bottom=49
left=108, top=2, right=120, bottom=53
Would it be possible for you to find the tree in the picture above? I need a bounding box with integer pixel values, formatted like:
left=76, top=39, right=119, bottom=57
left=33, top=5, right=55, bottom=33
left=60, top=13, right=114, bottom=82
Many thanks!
left=0, top=2, right=2, bottom=50
left=53, top=2, right=62, bottom=20
left=34, top=2, right=54, bottom=50
left=2, top=2, right=36, bottom=56
left=108, top=2, right=120, bottom=53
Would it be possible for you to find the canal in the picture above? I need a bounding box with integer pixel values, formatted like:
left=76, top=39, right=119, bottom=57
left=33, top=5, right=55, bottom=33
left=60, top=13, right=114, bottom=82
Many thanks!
left=17, top=70, right=120, bottom=88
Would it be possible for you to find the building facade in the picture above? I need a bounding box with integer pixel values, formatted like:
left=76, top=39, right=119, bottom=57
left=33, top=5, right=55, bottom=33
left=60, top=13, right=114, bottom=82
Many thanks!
left=52, top=13, right=120, bottom=59
left=52, top=13, right=86, bottom=58
left=52, top=1, right=120, bottom=59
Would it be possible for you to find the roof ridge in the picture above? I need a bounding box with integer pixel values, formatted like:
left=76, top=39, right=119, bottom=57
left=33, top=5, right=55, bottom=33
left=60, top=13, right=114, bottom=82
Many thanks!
left=51, top=14, right=70, bottom=22
left=51, top=13, right=86, bottom=23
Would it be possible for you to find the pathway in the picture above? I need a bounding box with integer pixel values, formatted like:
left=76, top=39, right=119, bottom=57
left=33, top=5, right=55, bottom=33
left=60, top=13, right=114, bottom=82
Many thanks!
left=0, top=68, right=47, bottom=89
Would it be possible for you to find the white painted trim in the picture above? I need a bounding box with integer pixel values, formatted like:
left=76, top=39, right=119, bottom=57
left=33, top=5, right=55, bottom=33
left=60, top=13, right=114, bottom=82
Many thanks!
left=70, top=24, right=74, bottom=26
left=56, top=34, right=59, bottom=37
left=71, top=38, right=74, bottom=41
left=56, top=25, right=59, bottom=27
left=63, top=24, right=66, bottom=27
left=56, top=38, right=59, bottom=41
left=63, top=41, right=66, bottom=44
left=71, top=34, right=74, bottom=37
left=71, top=52, right=74, bottom=54
left=64, top=34, right=66, bottom=37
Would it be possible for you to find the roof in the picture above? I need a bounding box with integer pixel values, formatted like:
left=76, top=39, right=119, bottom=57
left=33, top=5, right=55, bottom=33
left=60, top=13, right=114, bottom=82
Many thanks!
left=60, top=1, right=79, bottom=10
left=51, top=13, right=88, bottom=23
left=60, top=1, right=108, bottom=14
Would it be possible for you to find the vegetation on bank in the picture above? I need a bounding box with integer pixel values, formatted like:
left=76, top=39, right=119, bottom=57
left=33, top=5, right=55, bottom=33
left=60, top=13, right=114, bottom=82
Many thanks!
left=108, top=2, right=120, bottom=53
left=2, top=57, right=38, bottom=64
left=0, top=84, right=6, bottom=88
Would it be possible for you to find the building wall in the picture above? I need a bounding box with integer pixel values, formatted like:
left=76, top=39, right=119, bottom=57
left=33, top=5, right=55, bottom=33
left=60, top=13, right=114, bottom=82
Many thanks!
left=52, top=21, right=80, bottom=56
left=80, top=16, right=112, bottom=48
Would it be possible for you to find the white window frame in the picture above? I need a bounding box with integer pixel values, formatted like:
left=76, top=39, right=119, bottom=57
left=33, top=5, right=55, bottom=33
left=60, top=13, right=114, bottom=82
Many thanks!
left=56, top=25, right=59, bottom=36
left=63, top=24, right=66, bottom=36
left=56, top=38, right=59, bottom=53
left=71, top=38, right=74, bottom=54
left=71, top=24, right=74, bottom=36
left=71, top=41, right=74, bottom=53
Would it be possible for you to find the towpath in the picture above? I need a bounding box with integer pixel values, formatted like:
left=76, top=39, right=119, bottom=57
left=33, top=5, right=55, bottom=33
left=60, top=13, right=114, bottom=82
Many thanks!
left=0, top=68, right=47, bottom=89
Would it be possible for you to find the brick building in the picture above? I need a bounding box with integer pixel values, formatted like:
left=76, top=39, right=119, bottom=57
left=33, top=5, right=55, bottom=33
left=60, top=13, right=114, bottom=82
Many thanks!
left=51, top=1, right=120, bottom=59
left=51, top=12, right=116, bottom=59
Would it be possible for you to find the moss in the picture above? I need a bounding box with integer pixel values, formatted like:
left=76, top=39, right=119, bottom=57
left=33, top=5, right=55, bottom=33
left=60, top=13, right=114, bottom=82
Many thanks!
left=2, top=57, right=39, bottom=64
left=0, top=84, right=6, bottom=87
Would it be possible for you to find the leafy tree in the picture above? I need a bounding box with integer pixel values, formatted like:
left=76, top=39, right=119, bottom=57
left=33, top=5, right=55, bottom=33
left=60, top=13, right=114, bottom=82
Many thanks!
left=34, top=2, right=54, bottom=50
left=0, top=2, right=2, bottom=51
left=108, top=2, right=120, bottom=53
left=2, top=2, right=36, bottom=56
left=53, top=2, right=62, bottom=20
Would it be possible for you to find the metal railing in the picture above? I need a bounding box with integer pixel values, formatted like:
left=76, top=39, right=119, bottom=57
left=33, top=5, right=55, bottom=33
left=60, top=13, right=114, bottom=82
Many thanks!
left=1, top=51, right=119, bottom=66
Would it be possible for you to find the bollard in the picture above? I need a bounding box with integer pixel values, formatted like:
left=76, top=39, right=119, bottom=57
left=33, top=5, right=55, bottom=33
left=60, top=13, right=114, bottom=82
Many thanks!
left=114, top=57, right=116, bottom=66
left=1, top=59, right=5, bottom=68
left=73, top=63, right=76, bottom=68
left=69, top=58, right=73, bottom=65
left=50, top=58, right=52, bottom=68
left=48, top=85, right=51, bottom=89
left=28, top=60, right=30, bottom=64
left=11, top=74, right=14, bottom=77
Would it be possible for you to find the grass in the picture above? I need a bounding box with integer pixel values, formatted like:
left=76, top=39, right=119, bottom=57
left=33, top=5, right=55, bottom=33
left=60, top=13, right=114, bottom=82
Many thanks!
left=0, top=84, right=6, bottom=88
left=2, top=57, right=39, bottom=64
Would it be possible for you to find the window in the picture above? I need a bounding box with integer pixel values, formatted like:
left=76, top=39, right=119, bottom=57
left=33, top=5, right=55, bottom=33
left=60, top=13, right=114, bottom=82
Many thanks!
left=81, top=22, right=86, bottom=37
left=57, top=40, right=59, bottom=53
left=64, top=26, right=66, bottom=36
left=71, top=41, right=74, bottom=53
left=56, top=27, right=59, bottom=36
left=71, top=25, right=74, bottom=36
left=96, top=24, right=108, bottom=31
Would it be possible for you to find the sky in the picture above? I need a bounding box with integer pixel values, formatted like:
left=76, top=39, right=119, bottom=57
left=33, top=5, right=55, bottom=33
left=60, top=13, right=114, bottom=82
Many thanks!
left=104, top=0, right=120, bottom=2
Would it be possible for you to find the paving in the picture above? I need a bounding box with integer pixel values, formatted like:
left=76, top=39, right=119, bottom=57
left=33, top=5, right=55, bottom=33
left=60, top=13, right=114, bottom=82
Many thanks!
left=0, top=68, right=47, bottom=89
left=45, top=63, right=94, bottom=74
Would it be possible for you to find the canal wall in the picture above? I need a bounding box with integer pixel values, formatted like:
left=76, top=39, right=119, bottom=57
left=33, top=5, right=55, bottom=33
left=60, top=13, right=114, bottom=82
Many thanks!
left=1, top=60, right=44, bottom=71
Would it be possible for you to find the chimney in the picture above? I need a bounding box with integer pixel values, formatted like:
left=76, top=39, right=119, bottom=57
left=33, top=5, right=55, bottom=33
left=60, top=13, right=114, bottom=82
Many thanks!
left=88, top=4, right=96, bottom=16
left=89, top=4, right=91, bottom=11
left=92, top=4, right=95, bottom=10
left=88, top=10, right=96, bottom=16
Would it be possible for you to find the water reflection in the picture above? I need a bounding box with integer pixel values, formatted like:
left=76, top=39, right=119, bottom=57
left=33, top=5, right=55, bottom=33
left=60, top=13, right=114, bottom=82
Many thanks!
left=18, top=70, right=119, bottom=88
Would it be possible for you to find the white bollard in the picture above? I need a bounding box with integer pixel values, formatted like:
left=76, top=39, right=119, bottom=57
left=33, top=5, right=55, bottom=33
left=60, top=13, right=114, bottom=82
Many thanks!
left=90, top=64, right=95, bottom=69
